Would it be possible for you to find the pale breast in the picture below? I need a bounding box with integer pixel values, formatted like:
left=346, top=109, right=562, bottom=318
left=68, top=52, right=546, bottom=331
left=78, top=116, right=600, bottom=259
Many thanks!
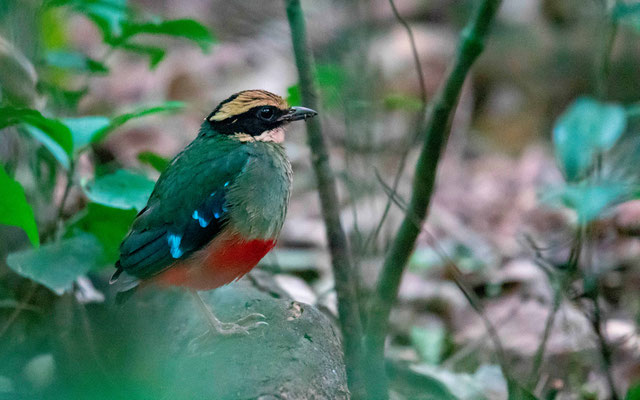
left=225, top=142, right=292, bottom=240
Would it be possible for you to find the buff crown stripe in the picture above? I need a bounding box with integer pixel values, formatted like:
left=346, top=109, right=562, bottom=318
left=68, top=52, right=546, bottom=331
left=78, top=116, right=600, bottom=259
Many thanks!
left=209, top=90, right=289, bottom=121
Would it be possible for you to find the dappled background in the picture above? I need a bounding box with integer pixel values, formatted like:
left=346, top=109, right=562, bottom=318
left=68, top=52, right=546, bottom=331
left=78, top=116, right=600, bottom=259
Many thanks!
left=1, top=0, right=640, bottom=399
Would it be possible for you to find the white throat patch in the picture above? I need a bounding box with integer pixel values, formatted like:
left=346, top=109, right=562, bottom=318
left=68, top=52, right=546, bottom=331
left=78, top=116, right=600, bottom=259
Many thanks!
left=233, top=127, right=285, bottom=143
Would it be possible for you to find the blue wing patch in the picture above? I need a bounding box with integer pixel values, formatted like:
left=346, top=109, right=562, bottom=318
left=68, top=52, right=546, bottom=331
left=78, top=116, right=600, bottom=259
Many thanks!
left=167, top=233, right=183, bottom=258
left=192, top=210, right=210, bottom=228
left=115, top=141, right=251, bottom=281
left=188, top=189, right=227, bottom=232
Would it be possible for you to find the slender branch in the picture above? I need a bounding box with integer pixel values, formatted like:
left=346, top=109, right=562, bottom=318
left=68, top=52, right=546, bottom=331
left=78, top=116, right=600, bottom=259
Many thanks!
left=528, top=228, right=582, bottom=387
left=56, top=161, right=75, bottom=236
left=595, top=3, right=619, bottom=99
left=362, top=0, right=428, bottom=256
left=363, top=1, right=503, bottom=397
left=388, top=0, right=427, bottom=106
left=589, top=292, right=619, bottom=400
left=528, top=284, right=561, bottom=387
left=0, top=282, right=37, bottom=340
left=375, top=171, right=510, bottom=374
left=284, top=2, right=367, bottom=398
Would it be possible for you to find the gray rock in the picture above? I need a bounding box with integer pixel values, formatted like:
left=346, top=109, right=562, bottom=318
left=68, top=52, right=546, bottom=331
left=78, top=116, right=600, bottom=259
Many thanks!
left=51, top=280, right=349, bottom=400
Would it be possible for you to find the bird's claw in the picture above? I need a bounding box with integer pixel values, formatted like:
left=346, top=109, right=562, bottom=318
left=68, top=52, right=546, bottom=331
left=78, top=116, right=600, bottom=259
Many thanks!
left=215, top=316, right=268, bottom=336
left=232, top=312, right=267, bottom=327
left=188, top=313, right=268, bottom=351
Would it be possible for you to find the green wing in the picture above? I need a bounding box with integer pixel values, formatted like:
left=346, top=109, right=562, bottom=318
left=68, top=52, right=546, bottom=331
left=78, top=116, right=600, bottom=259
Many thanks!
left=116, top=137, right=250, bottom=279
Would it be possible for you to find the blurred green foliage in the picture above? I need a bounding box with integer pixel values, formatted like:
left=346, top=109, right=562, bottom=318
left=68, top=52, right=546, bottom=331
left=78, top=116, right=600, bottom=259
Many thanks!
left=553, top=97, right=627, bottom=183
left=0, top=0, right=211, bottom=293
left=548, top=97, right=640, bottom=224
left=0, top=165, right=39, bottom=247
left=0, top=1, right=219, bottom=397
left=1, top=0, right=640, bottom=398
left=7, top=234, right=102, bottom=294
left=46, top=0, right=215, bottom=68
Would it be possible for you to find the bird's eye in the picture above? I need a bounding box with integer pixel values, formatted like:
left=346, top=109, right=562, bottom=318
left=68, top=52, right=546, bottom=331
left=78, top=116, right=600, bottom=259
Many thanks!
left=258, top=107, right=275, bottom=121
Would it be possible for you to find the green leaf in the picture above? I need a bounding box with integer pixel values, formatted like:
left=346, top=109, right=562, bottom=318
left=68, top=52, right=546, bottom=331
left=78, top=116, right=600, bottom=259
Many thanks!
left=68, top=203, right=136, bottom=263
left=286, top=84, right=301, bottom=107
left=119, top=43, right=166, bottom=68
left=286, top=64, right=347, bottom=109
left=6, top=233, right=102, bottom=295
left=553, top=97, right=627, bottom=182
left=0, top=107, right=73, bottom=164
left=83, top=169, right=154, bottom=211
left=52, top=1, right=213, bottom=68
left=63, top=116, right=111, bottom=152
left=627, top=381, right=640, bottom=400
left=545, top=182, right=630, bottom=223
left=122, top=19, right=215, bottom=51
left=410, top=364, right=507, bottom=400
left=613, top=2, right=640, bottom=19
left=508, top=379, right=539, bottom=400
left=24, top=125, right=71, bottom=169
left=0, top=165, right=39, bottom=247
left=613, top=3, right=640, bottom=31
left=66, top=0, right=129, bottom=43
left=66, top=102, right=184, bottom=151
left=384, top=93, right=424, bottom=112
left=107, top=102, right=185, bottom=132
left=45, top=50, right=108, bottom=74
left=410, top=325, right=446, bottom=365
left=316, top=64, right=346, bottom=109
left=92, top=101, right=185, bottom=143
left=39, top=82, right=88, bottom=110
left=137, top=151, right=169, bottom=173
left=0, top=34, right=38, bottom=107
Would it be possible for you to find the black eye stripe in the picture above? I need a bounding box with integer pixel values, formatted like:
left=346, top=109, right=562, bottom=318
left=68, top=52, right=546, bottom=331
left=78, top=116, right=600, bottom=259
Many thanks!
left=208, top=106, right=285, bottom=136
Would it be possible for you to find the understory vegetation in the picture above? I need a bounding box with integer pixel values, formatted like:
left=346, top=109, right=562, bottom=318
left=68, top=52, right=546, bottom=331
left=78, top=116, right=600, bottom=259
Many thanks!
left=1, top=0, right=640, bottom=399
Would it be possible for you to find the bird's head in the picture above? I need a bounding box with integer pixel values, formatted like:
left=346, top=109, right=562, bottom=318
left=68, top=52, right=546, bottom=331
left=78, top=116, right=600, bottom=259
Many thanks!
left=202, top=89, right=317, bottom=143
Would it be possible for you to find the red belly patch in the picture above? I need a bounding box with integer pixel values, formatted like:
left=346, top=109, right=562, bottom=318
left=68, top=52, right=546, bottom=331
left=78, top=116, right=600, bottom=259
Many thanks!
left=151, top=232, right=276, bottom=290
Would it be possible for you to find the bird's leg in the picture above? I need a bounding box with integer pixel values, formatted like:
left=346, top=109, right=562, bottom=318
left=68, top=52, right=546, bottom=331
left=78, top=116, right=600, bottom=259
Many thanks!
left=189, top=290, right=267, bottom=337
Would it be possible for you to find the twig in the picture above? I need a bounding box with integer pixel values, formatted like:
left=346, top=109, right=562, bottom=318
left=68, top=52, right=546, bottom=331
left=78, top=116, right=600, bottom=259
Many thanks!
left=363, top=1, right=503, bottom=397
left=284, top=1, right=367, bottom=398
left=0, top=282, right=37, bottom=340
left=56, top=161, right=75, bottom=238
left=590, top=294, right=619, bottom=400
left=595, top=2, right=619, bottom=99
left=362, top=0, right=428, bottom=255
left=374, top=170, right=510, bottom=375
left=387, top=0, right=427, bottom=106
left=528, top=285, right=561, bottom=387
left=527, top=228, right=582, bottom=388
left=76, top=299, right=114, bottom=384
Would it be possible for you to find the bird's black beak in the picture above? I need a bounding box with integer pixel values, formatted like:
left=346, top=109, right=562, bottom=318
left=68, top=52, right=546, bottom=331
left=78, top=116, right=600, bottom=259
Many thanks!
left=278, top=106, right=318, bottom=122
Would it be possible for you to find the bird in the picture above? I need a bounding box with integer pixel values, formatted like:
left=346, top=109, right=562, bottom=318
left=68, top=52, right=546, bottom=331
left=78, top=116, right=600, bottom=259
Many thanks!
left=110, top=89, right=317, bottom=335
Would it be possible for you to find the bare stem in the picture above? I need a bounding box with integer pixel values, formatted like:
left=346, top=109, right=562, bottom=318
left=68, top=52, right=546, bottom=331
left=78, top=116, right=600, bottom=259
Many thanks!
left=528, top=287, right=561, bottom=387
left=56, top=161, right=75, bottom=237
left=595, top=5, right=619, bottom=99
left=590, top=290, right=619, bottom=400
left=387, top=0, right=427, bottom=106
left=362, top=0, right=428, bottom=256
left=375, top=170, right=510, bottom=375
left=363, top=0, right=503, bottom=397
left=284, top=1, right=367, bottom=398
left=0, top=282, right=37, bottom=340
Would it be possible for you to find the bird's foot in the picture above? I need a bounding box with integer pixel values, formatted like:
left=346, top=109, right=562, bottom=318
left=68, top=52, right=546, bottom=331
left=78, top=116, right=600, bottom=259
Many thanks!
left=188, top=313, right=268, bottom=351
left=212, top=312, right=268, bottom=336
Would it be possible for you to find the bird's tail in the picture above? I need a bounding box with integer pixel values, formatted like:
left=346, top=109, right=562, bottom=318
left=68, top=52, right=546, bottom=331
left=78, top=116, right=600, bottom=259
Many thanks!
left=111, top=261, right=140, bottom=305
